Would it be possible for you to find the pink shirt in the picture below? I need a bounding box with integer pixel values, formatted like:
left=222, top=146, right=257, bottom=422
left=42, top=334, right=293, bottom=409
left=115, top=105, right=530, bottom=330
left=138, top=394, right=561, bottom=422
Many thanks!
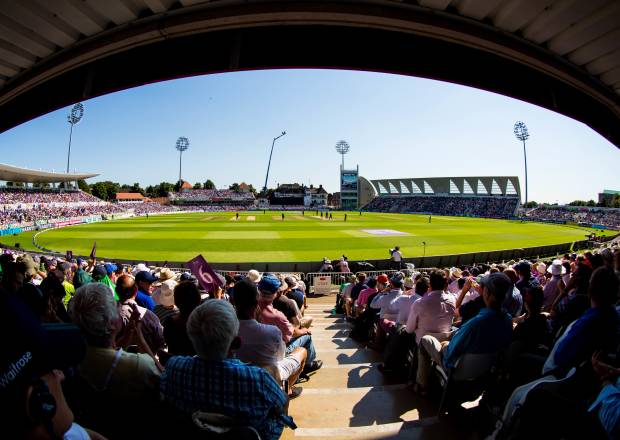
left=406, top=290, right=456, bottom=343
left=258, top=301, right=293, bottom=343
left=356, top=287, right=377, bottom=307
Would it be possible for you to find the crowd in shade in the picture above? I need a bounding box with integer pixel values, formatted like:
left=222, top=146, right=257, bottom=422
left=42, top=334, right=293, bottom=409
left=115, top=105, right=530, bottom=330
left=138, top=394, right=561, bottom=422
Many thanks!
left=0, top=188, right=103, bottom=205
left=362, top=196, right=520, bottom=218
left=0, top=250, right=321, bottom=440
left=336, top=242, right=620, bottom=439
left=525, top=206, right=620, bottom=228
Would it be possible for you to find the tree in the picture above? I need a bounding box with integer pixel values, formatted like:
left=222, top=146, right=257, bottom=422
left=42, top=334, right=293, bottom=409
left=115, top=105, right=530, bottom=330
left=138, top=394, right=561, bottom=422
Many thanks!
left=91, top=182, right=108, bottom=200
left=193, top=182, right=202, bottom=189
left=586, top=199, right=596, bottom=207
left=157, top=182, right=175, bottom=197
left=77, top=179, right=91, bottom=193
left=246, top=184, right=258, bottom=196
left=568, top=200, right=588, bottom=206
left=229, top=182, right=241, bottom=192
left=522, top=201, right=538, bottom=208
left=204, top=179, right=215, bottom=190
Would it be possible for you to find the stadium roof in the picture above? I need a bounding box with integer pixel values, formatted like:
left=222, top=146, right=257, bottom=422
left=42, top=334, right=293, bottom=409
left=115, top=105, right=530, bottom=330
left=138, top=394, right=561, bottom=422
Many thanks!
left=0, top=163, right=98, bottom=183
left=602, top=189, right=620, bottom=195
left=0, top=1, right=618, bottom=148
left=370, top=176, right=521, bottom=197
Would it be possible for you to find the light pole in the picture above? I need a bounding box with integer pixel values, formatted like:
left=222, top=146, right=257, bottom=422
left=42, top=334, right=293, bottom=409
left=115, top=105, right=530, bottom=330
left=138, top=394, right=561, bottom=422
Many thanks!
left=514, top=121, right=530, bottom=207
left=263, top=131, right=286, bottom=193
left=335, top=140, right=350, bottom=169
left=176, top=136, right=190, bottom=185
left=66, top=103, right=84, bottom=174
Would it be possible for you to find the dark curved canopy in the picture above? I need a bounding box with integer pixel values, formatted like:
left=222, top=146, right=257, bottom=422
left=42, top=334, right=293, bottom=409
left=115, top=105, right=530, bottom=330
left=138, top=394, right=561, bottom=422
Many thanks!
left=0, top=0, right=618, bottom=147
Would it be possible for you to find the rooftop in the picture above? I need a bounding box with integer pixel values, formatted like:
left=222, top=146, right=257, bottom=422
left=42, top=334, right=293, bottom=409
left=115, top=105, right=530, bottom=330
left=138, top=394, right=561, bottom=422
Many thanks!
left=0, top=163, right=98, bottom=184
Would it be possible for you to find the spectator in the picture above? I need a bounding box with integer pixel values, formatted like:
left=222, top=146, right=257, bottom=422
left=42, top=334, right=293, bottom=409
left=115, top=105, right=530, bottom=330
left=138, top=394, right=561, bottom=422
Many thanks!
left=69, top=283, right=161, bottom=437
left=417, top=273, right=513, bottom=393
left=257, top=274, right=322, bottom=378
left=543, top=259, right=566, bottom=312
left=355, top=277, right=378, bottom=313
left=233, top=279, right=306, bottom=398
left=161, top=300, right=295, bottom=440
left=544, top=266, right=619, bottom=375
left=134, top=270, right=157, bottom=311
left=153, top=279, right=180, bottom=325
left=115, top=274, right=165, bottom=355
left=164, top=281, right=201, bottom=356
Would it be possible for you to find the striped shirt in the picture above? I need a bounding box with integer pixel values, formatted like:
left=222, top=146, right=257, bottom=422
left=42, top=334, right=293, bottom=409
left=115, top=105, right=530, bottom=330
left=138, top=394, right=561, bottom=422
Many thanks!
left=161, top=357, right=295, bottom=440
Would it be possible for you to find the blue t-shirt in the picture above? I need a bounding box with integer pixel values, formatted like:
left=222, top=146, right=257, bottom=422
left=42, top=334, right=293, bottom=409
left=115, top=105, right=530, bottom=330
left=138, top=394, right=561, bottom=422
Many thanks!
left=136, top=290, right=155, bottom=311
left=444, top=307, right=513, bottom=369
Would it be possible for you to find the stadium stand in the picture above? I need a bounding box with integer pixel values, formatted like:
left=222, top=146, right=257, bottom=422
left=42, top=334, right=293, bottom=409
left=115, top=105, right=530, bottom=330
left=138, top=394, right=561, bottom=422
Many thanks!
left=2, top=241, right=618, bottom=439
left=362, top=195, right=520, bottom=218
left=169, top=189, right=255, bottom=205
left=524, top=206, right=620, bottom=229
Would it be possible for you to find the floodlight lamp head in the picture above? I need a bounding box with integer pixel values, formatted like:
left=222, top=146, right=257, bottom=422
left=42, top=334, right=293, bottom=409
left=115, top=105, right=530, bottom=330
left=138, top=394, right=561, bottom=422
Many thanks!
left=513, top=121, right=529, bottom=141
left=335, top=140, right=350, bottom=155
left=67, top=102, right=84, bottom=125
left=176, top=136, right=190, bottom=152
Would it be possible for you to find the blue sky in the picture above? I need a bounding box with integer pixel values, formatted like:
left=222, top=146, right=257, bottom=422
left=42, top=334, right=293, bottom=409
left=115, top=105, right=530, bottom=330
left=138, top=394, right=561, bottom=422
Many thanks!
left=1, top=69, right=618, bottom=203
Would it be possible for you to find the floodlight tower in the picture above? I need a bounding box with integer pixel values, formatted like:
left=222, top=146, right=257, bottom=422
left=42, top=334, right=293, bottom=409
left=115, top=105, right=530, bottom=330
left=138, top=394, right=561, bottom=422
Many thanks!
left=176, top=136, right=190, bottom=185
left=262, top=131, right=286, bottom=193
left=335, top=140, right=350, bottom=169
left=513, top=121, right=530, bottom=207
left=66, top=102, right=84, bottom=174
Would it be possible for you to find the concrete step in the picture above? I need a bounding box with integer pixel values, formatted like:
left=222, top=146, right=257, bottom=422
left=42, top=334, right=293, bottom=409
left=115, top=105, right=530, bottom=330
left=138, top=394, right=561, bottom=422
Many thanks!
left=315, top=348, right=382, bottom=367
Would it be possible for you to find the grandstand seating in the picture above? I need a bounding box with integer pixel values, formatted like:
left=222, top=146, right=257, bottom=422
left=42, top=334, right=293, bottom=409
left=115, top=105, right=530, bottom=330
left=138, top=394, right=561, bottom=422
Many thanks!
left=525, top=206, right=620, bottom=229
left=169, top=189, right=255, bottom=204
left=362, top=195, right=520, bottom=218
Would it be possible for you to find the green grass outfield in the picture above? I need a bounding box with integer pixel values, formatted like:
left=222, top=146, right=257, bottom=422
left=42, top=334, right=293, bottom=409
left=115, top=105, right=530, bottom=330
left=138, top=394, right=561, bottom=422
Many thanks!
left=3, top=211, right=612, bottom=263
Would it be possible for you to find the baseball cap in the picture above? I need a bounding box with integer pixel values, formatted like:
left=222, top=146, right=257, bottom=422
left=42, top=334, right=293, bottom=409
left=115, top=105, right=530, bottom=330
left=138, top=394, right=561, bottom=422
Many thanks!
left=514, top=261, right=531, bottom=274
left=135, top=271, right=157, bottom=284
left=92, top=264, right=107, bottom=279
left=376, top=274, right=389, bottom=284
left=104, top=263, right=118, bottom=275
left=390, top=272, right=405, bottom=288
left=258, top=274, right=281, bottom=294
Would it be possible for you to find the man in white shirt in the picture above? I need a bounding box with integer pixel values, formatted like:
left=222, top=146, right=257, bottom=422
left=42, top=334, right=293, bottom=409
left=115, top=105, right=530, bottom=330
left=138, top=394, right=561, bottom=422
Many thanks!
left=233, top=279, right=307, bottom=398
left=390, top=246, right=403, bottom=270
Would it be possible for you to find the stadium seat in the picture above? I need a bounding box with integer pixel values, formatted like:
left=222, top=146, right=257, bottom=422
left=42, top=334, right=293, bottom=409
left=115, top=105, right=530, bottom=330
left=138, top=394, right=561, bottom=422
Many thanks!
left=435, top=352, right=498, bottom=416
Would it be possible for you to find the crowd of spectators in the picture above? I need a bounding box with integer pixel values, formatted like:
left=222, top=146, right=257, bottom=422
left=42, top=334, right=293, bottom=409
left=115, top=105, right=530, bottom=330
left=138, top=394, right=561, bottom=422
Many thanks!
left=0, top=188, right=103, bottom=205
left=525, top=206, right=620, bottom=229
left=336, top=244, right=620, bottom=438
left=1, top=252, right=322, bottom=439
left=169, top=189, right=255, bottom=204
left=0, top=204, right=126, bottom=228
left=362, top=195, right=520, bottom=218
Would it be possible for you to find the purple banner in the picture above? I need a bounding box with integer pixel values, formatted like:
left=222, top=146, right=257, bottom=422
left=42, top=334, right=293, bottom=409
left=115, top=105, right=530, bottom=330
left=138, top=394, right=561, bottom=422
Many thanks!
left=187, top=254, right=222, bottom=293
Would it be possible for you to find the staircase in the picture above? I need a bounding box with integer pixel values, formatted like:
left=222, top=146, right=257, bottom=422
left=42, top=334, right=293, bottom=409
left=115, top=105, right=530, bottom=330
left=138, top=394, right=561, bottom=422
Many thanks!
left=282, top=294, right=468, bottom=440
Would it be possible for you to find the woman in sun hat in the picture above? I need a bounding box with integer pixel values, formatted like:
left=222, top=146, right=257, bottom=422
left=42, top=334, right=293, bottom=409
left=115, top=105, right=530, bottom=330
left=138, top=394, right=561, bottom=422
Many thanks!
left=247, top=269, right=262, bottom=284
left=542, top=259, right=566, bottom=312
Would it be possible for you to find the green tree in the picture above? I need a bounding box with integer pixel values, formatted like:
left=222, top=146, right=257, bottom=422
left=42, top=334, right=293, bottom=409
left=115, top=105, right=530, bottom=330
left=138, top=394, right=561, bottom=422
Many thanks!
left=586, top=199, right=596, bottom=207
left=193, top=182, right=202, bottom=189
left=229, top=182, right=241, bottom=192
left=204, top=179, right=215, bottom=190
left=246, top=184, right=258, bottom=196
left=91, top=182, right=108, bottom=200
left=77, top=179, right=91, bottom=193
left=157, top=182, right=175, bottom=197
left=523, top=201, right=538, bottom=208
